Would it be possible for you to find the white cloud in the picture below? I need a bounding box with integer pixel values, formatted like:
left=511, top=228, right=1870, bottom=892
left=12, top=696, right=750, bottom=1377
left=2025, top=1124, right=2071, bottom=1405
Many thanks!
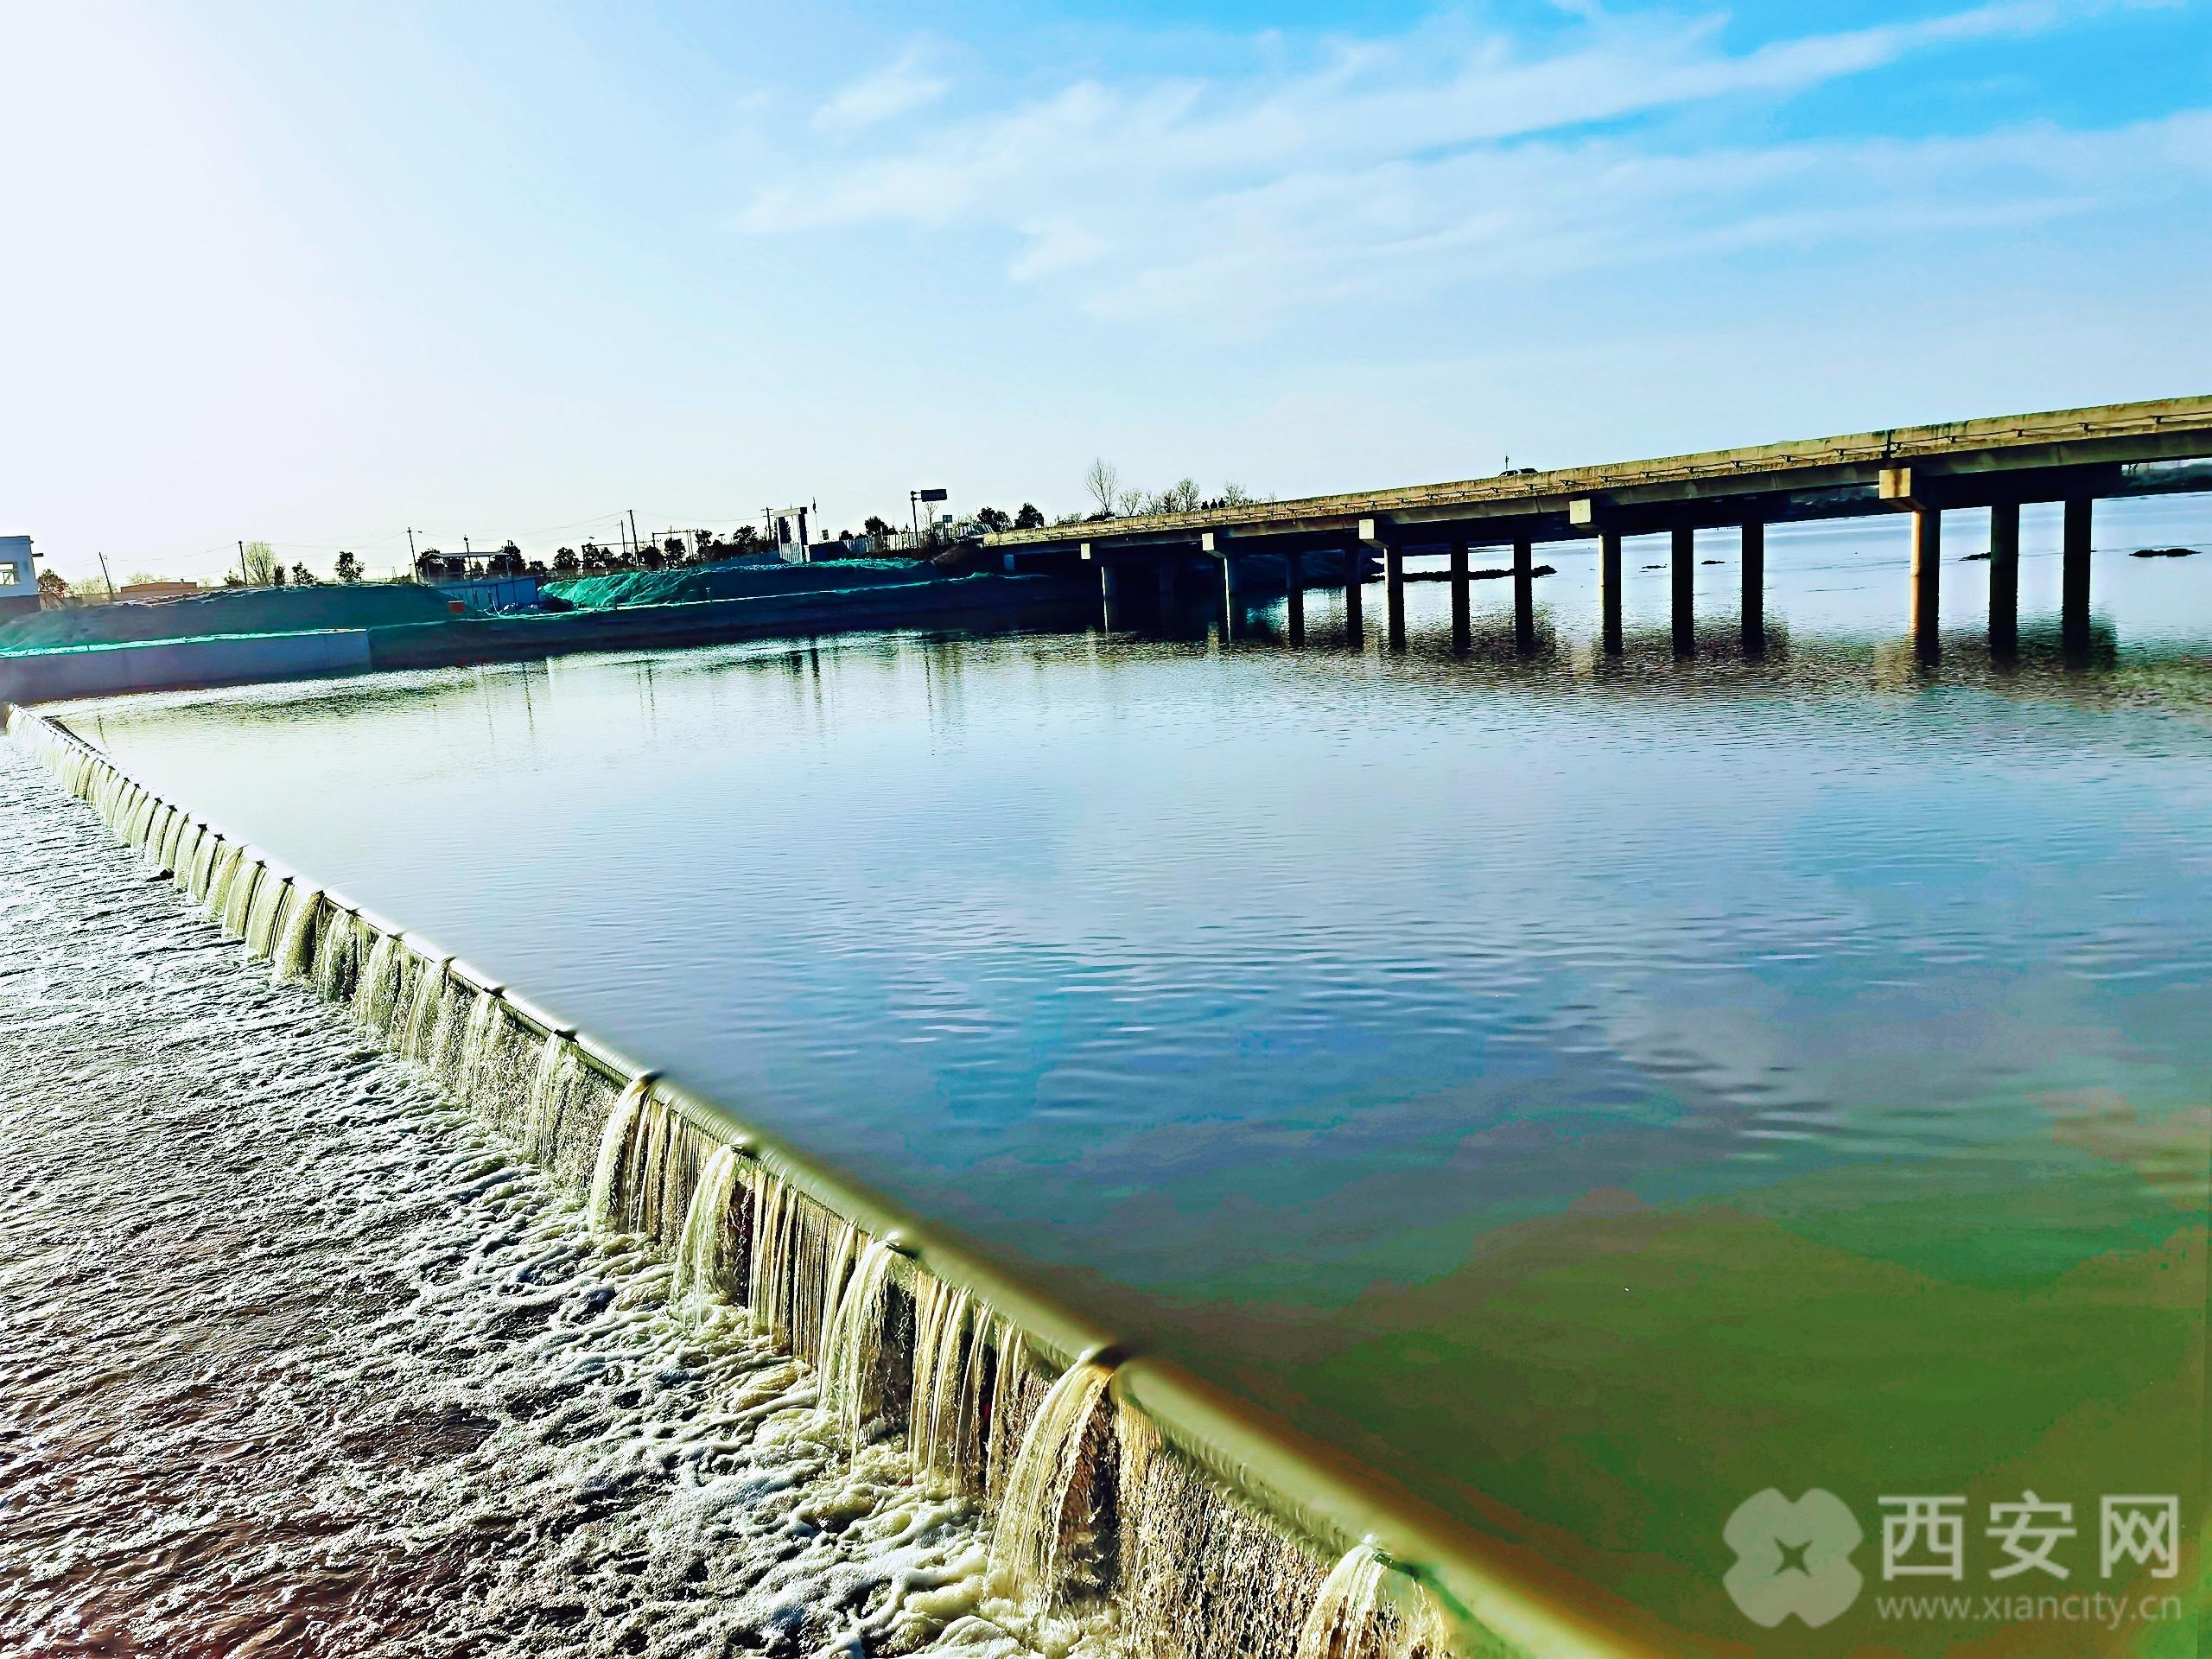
left=811, top=44, right=951, bottom=132
left=735, top=3, right=2208, bottom=330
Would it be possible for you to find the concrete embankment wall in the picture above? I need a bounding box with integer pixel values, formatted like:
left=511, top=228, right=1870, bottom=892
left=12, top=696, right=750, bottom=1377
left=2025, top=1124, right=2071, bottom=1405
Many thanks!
left=367, top=572, right=1088, bottom=670
left=0, top=629, right=372, bottom=702
left=0, top=575, right=1088, bottom=702
left=3, top=703, right=1644, bottom=1659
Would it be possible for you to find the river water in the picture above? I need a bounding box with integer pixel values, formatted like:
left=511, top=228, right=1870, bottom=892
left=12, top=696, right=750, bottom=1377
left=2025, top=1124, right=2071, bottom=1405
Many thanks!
left=23, top=498, right=2212, bottom=1656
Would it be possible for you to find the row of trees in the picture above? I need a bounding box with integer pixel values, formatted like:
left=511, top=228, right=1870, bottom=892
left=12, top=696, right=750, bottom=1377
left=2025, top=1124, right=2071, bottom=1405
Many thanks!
left=971, top=505, right=1048, bottom=534
left=1083, top=461, right=1259, bottom=521
left=410, top=525, right=788, bottom=582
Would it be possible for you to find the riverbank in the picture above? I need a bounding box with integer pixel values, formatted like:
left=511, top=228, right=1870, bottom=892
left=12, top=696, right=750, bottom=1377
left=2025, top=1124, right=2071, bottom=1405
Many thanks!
left=0, top=570, right=1089, bottom=702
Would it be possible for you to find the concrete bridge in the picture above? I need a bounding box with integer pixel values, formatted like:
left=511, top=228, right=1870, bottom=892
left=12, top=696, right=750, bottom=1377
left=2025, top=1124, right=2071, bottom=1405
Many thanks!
left=988, top=395, right=2212, bottom=658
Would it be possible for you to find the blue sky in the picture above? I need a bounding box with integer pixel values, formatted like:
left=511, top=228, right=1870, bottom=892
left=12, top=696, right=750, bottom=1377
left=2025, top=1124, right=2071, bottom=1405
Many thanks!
left=2, top=0, right=2207, bottom=581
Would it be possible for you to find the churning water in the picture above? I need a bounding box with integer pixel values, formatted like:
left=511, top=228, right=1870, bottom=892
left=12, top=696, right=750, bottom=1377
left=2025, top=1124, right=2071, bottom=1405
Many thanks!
left=17, top=499, right=2212, bottom=1655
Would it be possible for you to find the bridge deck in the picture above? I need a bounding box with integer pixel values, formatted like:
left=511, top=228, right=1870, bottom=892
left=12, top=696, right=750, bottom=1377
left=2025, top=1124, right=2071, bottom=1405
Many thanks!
left=991, top=394, right=2212, bottom=553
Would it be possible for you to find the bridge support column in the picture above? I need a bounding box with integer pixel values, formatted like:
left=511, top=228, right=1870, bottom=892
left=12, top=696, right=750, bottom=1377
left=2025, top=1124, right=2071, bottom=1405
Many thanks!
left=1343, top=547, right=1364, bottom=645
left=1671, top=526, right=1695, bottom=655
left=1741, top=521, right=1765, bottom=654
left=1911, top=505, right=1941, bottom=662
left=1988, top=500, right=2019, bottom=656
left=2063, top=497, right=2092, bottom=653
left=1450, top=543, right=1471, bottom=651
left=1219, top=555, right=1243, bottom=641
left=1284, top=550, right=1306, bottom=645
left=1513, top=538, right=1535, bottom=653
left=1385, top=546, right=1407, bottom=651
left=1156, top=559, right=1179, bottom=620
left=1599, top=531, right=1623, bottom=654
left=1099, top=563, right=1124, bottom=631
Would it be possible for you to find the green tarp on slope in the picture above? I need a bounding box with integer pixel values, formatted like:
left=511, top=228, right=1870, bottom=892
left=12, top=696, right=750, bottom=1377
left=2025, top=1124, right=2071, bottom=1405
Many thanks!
left=544, top=560, right=944, bottom=610
left=0, top=584, right=454, bottom=652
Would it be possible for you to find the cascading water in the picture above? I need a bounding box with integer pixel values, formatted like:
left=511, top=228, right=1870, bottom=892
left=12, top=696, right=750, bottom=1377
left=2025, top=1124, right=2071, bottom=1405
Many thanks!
left=420, top=974, right=470, bottom=1074
left=588, top=1077, right=651, bottom=1230
left=310, top=907, right=360, bottom=1002
left=818, top=1236, right=907, bottom=1446
left=989, top=1359, right=1122, bottom=1618
left=747, top=1172, right=861, bottom=1366
left=520, top=1030, right=584, bottom=1163
left=670, top=1144, right=749, bottom=1319
left=154, top=804, right=186, bottom=873
left=171, top=820, right=202, bottom=893
left=354, top=929, right=400, bottom=1033
left=271, top=885, right=322, bottom=983
left=400, top=957, right=446, bottom=1062
left=243, top=873, right=291, bottom=960
left=217, top=852, right=258, bottom=937
left=189, top=831, right=222, bottom=902
left=1294, top=1545, right=1454, bottom=1659
left=911, top=1278, right=997, bottom=1495
left=449, top=985, right=498, bottom=1094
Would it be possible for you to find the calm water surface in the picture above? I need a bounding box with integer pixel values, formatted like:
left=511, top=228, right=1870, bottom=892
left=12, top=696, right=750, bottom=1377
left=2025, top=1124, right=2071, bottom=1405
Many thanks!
left=62, top=503, right=2212, bottom=1653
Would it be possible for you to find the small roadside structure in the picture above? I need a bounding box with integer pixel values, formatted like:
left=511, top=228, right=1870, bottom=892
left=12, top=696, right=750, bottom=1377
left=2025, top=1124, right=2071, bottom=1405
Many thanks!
left=0, top=536, right=37, bottom=620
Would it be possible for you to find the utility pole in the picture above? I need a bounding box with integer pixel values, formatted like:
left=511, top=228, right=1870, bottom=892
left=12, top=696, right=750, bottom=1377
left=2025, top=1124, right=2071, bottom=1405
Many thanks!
left=99, top=552, right=116, bottom=600
left=238, top=540, right=249, bottom=587
left=406, top=526, right=417, bottom=582
left=628, top=509, right=640, bottom=559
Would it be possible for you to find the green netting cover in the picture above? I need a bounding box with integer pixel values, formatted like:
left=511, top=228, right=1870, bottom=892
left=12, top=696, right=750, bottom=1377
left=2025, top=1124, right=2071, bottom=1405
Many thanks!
left=544, top=560, right=942, bottom=610
left=0, top=585, right=454, bottom=651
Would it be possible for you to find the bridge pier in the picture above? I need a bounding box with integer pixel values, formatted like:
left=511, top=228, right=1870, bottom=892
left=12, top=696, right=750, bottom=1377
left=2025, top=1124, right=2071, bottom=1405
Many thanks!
left=1741, top=521, right=1765, bottom=654
left=1343, top=547, right=1364, bottom=645
left=1385, top=546, right=1407, bottom=652
left=1513, top=537, right=1535, bottom=652
left=1450, top=542, right=1471, bottom=651
left=1098, top=563, right=1125, bottom=631
left=1911, top=505, right=1942, bottom=661
left=2063, top=497, right=2093, bottom=652
left=1672, top=526, right=1695, bottom=655
left=1285, top=550, right=1306, bottom=645
left=1599, top=531, right=1624, bottom=654
left=1988, top=501, right=2019, bottom=656
left=1219, top=553, right=1243, bottom=641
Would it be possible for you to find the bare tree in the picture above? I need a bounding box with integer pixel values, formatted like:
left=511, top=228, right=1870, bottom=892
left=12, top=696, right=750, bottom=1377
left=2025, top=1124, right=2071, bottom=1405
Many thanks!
left=1084, top=458, right=1122, bottom=518
left=1221, top=482, right=1255, bottom=506
left=240, top=540, right=279, bottom=585
left=1158, top=478, right=1202, bottom=513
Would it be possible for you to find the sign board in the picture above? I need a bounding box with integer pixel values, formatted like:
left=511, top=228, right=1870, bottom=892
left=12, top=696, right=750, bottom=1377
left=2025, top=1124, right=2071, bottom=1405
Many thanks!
left=917, top=487, right=949, bottom=503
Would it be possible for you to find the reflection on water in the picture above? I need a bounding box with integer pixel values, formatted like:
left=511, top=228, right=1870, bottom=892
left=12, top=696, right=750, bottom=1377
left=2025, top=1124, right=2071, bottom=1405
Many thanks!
left=58, top=499, right=2212, bottom=1654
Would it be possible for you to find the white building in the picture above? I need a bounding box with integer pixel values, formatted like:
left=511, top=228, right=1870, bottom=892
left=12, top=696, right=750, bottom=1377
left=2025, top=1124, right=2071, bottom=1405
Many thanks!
left=0, top=536, right=36, bottom=620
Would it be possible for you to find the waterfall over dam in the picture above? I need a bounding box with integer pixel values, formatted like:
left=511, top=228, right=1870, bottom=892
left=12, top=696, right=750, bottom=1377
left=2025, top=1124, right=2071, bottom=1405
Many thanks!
left=3, top=704, right=1609, bottom=1659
